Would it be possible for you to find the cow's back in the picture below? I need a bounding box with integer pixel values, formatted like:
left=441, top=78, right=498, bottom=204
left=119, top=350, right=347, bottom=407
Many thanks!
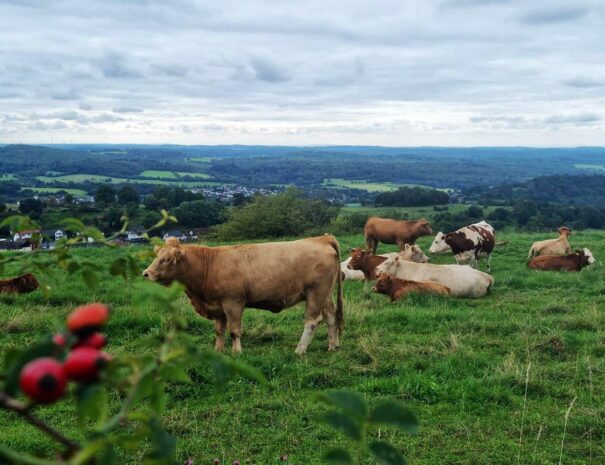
left=196, top=236, right=339, bottom=307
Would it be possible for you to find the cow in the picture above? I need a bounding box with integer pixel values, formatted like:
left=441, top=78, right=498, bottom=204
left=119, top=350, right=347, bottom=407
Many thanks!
left=429, top=221, right=496, bottom=270
left=528, top=248, right=595, bottom=272
left=528, top=227, right=572, bottom=258
left=142, top=236, right=343, bottom=355
left=373, top=274, right=450, bottom=302
left=375, top=255, right=494, bottom=298
left=343, top=244, right=429, bottom=281
left=364, top=217, right=433, bottom=254
left=0, top=273, right=39, bottom=294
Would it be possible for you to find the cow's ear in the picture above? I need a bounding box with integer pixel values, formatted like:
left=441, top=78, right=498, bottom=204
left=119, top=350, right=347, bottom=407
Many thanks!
left=170, top=247, right=184, bottom=263
left=404, top=244, right=410, bottom=250
left=154, top=245, right=162, bottom=254
left=348, top=247, right=355, bottom=253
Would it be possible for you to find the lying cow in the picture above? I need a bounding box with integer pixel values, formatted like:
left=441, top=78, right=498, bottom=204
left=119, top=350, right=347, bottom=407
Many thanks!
left=343, top=244, right=429, bottom=281
left=143, top=236, right=343, bottom=355
left=0, top=273, right=39, bottom=294
left=528, top=248, right=595, bottom=272
left=375, top=255, right=494, bottom=298
left=373, top=274, right=450, bottom=302
left=528, top=227, right=572, bottom=258
left=429, top=221, right=495, bottom=270
left=346, top=245, right=429, bottom=281
left=364, top=217, right=432, bottom=254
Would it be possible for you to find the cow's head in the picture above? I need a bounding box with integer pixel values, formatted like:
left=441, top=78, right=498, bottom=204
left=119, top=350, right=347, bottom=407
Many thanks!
left=417, top=219, right=433, bottom=236
left=401, top=244, right=429, bottom=263
left=374, top=254, right=402, bottom=278
left=581, top=248, right=595, bottom=266
left=19, top=273, right=40, bottom=293
left=429, top=232, right=450, bottom=254
left=142, top=238, right=184, bottom=284
left=372, top=274, right=392, bottom=294
left=558, top=227, right=572, bottom=237
left=347, top=248, right=370, bottom=270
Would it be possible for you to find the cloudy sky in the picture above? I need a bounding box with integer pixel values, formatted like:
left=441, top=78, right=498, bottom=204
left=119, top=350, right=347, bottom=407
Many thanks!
left=1, top=0, right=604, bottom=146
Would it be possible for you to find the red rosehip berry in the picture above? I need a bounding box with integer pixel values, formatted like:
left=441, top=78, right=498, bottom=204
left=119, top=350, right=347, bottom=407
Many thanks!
left=52, top=333, right=66, bottom=347
left=19, top=357, right=66, bottom=404
left=213, top=459, right=220, bottom=465
left=67, top=303, right=109, bottom=337
left=233, top=461, right=240, bottom=465
left=74, top=332, right=107, bottom=349
left=64, top=347, right=111, bottom=382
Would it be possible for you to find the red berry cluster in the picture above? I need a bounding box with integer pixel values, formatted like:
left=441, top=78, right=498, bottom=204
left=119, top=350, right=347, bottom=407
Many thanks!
left=19, top=303, right=112, bottom=404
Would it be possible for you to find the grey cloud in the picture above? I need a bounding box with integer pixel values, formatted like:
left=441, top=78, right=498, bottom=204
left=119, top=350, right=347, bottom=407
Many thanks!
left=522, top=5, right=589, bottom=24
left=79, top=102, right=93, bottom=110
left=113, top=107, right=144, bottom=113
left=50, top=87, right=81, bottom=100
left=250, top=56, right=290, bottom=83
left=99, top=52, right=143, bottom=79
left=544, top=113, right=601, bottom=124
left=563, top=77, right=604, bottom=88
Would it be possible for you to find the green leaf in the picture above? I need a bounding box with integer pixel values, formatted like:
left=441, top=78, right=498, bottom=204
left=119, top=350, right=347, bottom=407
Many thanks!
left=369, top=401, right=419, bottom=434
left=320, top=412, right=362, bottom=441
left=319, top=391, right=368, bottom=419
left=368, top=441, right=406, bottom=465
left=81, top=268, right=99, bottom=291
left=76, top=383, right=108, bottom=427
left=145, top=418, right=177, bottom=463
left=323, top=448, right=353, bottom=464
left=98, top=444, right=117, bottom=465
left=109, top=258, right=126, bottom=277
left=5, top=339, right=58, bottom=395
left=150, top=381, right=167, bottom=415
left=159, top=365, right=192, bottom=384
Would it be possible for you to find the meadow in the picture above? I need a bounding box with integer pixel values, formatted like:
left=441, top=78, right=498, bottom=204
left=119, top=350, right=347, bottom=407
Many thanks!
left=35, top=174, right=227, bottom=188
left=21, top=187, right=88, bottom=196
left=322, top=179, right=436, bottom=193
left=1, top=230, right=604, bottom=464
left=140, top=170, right=211, bottom=180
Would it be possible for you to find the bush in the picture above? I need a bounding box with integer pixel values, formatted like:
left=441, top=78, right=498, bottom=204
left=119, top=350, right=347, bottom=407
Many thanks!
left=214, top=188, right=339, bottom=240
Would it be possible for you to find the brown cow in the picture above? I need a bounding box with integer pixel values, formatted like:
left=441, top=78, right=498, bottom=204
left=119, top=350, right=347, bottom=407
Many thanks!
left=373, top=274, right=450, bottom=302
left=143, top=236, right=343, bottom=355
left=347, top=248, right=388, bottom=280
left=528, top=248, right=595, bottom=272
left=0, top=273, right=39, bottom=294
left=364, top=217, right=432, bottom=254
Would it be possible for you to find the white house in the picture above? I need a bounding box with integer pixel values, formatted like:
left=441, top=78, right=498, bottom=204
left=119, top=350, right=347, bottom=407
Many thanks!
left=13, top=229, right=41, bottom=242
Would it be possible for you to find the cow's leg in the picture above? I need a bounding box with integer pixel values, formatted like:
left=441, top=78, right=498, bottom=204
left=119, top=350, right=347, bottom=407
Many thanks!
left=322, top=299, right=339, bottom=351
left=213, top=316, right=227, bottom=351
left=487, top=253, right=492, bottom=272
left=295, top=291, right=324, bottom=355
left=396, top=239, right=406, bottom=251
left=222, top=301, right=244, bottom=353
left=367, top=237, right=378, bottom=255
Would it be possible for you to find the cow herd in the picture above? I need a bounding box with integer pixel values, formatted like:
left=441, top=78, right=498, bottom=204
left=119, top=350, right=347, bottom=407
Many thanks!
left=142, top=216, right=596, bottom=354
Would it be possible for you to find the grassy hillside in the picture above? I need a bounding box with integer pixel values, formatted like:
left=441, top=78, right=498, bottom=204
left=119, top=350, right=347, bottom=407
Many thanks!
left=1, top=231, right=604, bottom=464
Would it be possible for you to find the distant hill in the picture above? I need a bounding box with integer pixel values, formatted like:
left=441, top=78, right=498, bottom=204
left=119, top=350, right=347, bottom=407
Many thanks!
left=466, top=174, right=605, bottom=206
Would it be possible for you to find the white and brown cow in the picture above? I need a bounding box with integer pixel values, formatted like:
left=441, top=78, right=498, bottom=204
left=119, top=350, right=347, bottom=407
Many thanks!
left=429, top=221, right=496, bottom=270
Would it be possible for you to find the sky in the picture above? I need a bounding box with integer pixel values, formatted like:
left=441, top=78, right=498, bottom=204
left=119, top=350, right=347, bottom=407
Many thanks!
left=0, top=0, right=604, bottom=146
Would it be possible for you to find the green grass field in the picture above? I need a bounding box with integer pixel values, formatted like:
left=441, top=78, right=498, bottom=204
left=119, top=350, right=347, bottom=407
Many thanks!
left=21, top=187, right=88, bottom=196
left=0, top=174, right=18, bottom=181
left=36, top=174, right=227, bottom=188
left=322, top=179, right=451, bottom=193
left=1, top=231, right=604, bottom=464
left=140, top=170, right=211, bottom=180
left=188, top=157, right=213, bottom=163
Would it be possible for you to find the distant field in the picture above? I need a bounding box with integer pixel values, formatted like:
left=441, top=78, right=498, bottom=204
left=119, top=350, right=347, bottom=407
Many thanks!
left=36, top=174, right=227, bottom=188
left=188, top=157, right=213, bottom=163
left=0, top=173, right=17, bottom=181
left=575, top=163, right=605, bottom=171
left=22, top=187, right=87, bottom=195
left=140, top=170, right=211, bottom=179
left=340, top=204, right=498, bottom=221
left=323, top=178, right=451, bottom=192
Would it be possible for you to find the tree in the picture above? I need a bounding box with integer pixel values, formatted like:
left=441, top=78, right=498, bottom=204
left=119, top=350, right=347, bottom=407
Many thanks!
left=18, top=198, right=44, bottom=219
left=117, top=186, right=140, bottom=205
left=173, top=199, right=225, bottom=228
left=94, top=185, right=116, bottom=207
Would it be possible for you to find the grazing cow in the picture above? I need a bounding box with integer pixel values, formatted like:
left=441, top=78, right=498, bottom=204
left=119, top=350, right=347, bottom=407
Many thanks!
left=0, top=273, right=39, bottom=294
left=528, top=248, right=595, bottom=272
left=528, top=227, right=572, bottom=258
left=375, top=255, right=493, bottom=298
left=373, top=274, right=450, bottom=302
left=429, top=221, right=496, bottom=270
left=143, top=236, right=343, bottom=355
left=364, top=217, right=433, bottom=254
left=343, top=244, right=429, bottom=281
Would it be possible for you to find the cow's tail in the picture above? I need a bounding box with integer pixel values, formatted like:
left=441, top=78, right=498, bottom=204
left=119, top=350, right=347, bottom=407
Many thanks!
left=495, top=240, right=509, bottom=246
left=326, top=234, right=344, bottom=335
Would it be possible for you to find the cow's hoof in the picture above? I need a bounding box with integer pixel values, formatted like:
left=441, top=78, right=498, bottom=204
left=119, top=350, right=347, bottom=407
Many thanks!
left=294, top=347, right=306, bottom=356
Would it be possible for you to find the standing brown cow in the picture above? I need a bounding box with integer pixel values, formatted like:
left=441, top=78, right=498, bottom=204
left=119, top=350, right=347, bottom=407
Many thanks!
left=143, top=235, right=343, bottom=355
left=364, top=217, right=432, bottom=254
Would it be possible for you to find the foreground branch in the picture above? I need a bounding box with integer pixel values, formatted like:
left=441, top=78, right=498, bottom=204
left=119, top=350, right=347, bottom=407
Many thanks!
left=0, top=391, right=79, bottom=454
